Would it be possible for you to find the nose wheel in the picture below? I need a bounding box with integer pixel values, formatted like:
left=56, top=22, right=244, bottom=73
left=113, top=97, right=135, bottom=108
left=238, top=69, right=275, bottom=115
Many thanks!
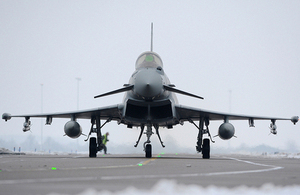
left=143, top=124, right=153, bottom=158
left=145, top=144, right=152, bottom=158
left=134, top=124, right=165, bottom=158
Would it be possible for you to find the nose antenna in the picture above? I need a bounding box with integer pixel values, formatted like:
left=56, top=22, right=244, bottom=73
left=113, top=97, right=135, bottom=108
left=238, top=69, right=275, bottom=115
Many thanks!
left=151, top=23, right=153, bottom=52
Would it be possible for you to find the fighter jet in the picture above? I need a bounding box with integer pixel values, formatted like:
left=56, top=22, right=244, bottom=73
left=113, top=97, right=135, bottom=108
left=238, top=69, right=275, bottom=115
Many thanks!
left=2, top=24, right=299, bottom=158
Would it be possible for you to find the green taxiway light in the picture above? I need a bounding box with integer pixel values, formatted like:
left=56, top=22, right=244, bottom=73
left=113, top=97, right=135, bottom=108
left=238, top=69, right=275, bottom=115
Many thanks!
left=175, top=153, right=178, bottom=155
left=138, top=164, right=143, bottom=166
left=51, top=167, right=57, bottom=170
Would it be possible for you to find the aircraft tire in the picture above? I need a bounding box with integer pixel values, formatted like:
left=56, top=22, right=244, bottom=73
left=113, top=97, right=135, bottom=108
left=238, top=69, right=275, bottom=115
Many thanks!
left=145, top=144, right=152, bottom=158
left=89, top=137, right=97, bottom=158
left=202, top=138, right=210, bottom=159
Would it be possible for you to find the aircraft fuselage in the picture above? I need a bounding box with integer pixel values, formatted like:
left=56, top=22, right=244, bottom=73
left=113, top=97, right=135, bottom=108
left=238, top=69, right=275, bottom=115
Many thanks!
left=121, top=51, right=179, bottom=128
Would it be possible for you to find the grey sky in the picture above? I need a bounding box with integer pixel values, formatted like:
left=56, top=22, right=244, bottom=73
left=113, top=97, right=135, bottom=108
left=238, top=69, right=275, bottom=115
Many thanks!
left=1, top=1, right=300, bottom=152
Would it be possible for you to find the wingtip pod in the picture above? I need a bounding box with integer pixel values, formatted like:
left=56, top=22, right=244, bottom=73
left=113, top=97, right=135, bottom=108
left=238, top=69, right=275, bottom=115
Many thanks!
left=2, top=113, right=11, bottom=121
left=291, top=116, right=299, bottom=125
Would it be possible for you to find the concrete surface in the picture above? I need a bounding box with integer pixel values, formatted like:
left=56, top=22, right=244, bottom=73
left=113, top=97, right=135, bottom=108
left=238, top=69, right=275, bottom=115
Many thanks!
left=0, top=153, right=300, bottom=194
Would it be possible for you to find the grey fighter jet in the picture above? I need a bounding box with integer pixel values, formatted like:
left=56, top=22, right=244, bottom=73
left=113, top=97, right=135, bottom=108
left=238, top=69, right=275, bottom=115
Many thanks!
left=2, top=24, right=299, bottom=158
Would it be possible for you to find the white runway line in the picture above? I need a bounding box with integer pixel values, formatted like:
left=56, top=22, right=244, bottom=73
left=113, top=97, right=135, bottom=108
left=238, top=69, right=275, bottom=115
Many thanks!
left=0, top=156, right=283, bottom=184
left=102, top=156, right=284, bottom=180
left=0, top=177, right=98, bottom=185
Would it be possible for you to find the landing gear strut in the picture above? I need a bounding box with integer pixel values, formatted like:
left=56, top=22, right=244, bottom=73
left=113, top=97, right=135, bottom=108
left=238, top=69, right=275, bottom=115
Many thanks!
left=134, top=124, right=165, bottom=158
left=143, top=124, right=153, bottom=158
left=134, top=125, right=144, bottom=147
left=85, top=117, right=111, bottom=158
left=190, top=118, right=214, bottom=159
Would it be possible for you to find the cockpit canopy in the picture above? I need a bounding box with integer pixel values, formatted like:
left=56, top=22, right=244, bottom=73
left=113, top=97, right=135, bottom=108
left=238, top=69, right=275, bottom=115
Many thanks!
left=135, top=51, right=163, bottom=70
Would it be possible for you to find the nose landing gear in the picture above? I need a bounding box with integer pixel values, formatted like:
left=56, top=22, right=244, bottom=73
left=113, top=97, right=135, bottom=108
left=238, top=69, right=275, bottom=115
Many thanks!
left=134, top=124, right=165, bottom=158
left=143, top=124, right=153, bottom=158
left=145, top=144, right=152, bottom=158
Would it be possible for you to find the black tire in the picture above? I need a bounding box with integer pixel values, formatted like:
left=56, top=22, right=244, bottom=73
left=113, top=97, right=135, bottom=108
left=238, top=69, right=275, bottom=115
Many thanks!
left=202, top=138, right=210, bottom=159
left=145, top=144, right=152, bottom=158
left=89, top=137, right=97, bottom=158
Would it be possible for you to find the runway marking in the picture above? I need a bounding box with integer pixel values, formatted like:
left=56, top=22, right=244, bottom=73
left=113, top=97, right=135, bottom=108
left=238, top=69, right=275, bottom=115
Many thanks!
left=101, top=157, right=284, bottom=180
left=1, top=156, right=159, bottom=172
left=1, top=165, right=138, bottom=172
left=137, top=157, right=157, bottom=166
left=227, top=157, right=283, bottom=168
left=0, top=177, right=98, bottom=185
left=0, top=156, right=283, bottom=184
left=1, top=155, right=144, bottom=172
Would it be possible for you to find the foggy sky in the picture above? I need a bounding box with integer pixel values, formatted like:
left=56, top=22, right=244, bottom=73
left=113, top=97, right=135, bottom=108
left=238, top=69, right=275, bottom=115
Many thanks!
left=1, top=1, right=300, bottom=153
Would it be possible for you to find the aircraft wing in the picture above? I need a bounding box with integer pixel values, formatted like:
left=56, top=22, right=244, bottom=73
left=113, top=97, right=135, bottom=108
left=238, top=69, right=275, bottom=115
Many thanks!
left=175, top=104, right=298, bottom=123
left=2, top=104, right=122, bottom=121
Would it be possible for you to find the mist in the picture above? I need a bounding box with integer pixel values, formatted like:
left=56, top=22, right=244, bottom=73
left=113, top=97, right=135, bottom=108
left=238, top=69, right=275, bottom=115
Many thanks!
left=1, top=1, right=300, bottom=154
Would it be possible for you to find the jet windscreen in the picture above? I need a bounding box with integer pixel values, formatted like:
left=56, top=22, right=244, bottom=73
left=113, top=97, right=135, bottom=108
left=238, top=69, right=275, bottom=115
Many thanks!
left=135, top=52, right=163, bottom=69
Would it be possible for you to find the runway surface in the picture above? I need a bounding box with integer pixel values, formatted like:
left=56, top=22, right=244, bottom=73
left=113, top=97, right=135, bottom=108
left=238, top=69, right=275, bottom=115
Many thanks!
left=1, top=153, right=300, bottom=194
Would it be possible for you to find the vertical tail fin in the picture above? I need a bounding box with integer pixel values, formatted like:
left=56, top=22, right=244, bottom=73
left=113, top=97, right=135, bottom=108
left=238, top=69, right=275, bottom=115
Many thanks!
left=151, top=23, right=153, bottom=52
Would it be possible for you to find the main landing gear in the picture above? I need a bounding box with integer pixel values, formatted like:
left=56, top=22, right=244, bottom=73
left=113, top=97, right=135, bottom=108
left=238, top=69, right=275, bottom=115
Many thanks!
left=89, top=137, right=97, bottom=157
left=189, top=118, right=214, bottom=159
left=86, top=117, right=212, bottom=159
left=85, top=117, right=111, bottom=158
left=134, top=124, right=165, bottom=158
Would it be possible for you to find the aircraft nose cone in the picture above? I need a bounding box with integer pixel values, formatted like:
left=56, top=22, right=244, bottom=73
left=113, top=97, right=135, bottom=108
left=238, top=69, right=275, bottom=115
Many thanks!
left=134, top=69, right=163, bottom=99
